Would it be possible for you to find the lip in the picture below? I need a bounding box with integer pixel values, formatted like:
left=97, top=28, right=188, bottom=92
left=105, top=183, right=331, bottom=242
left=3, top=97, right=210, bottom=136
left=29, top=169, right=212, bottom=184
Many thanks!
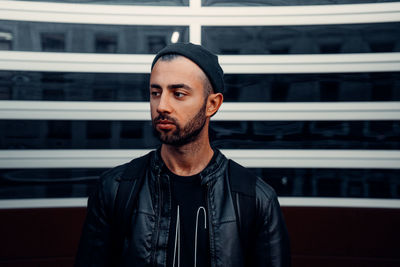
left=156, top=120, right=175, bottom=130
left=158, top=119, right=174, bottom=124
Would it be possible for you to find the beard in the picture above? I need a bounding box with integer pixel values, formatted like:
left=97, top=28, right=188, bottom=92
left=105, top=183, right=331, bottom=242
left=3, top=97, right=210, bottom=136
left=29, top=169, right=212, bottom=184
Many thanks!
left=152, top=100, right=207, bottom=147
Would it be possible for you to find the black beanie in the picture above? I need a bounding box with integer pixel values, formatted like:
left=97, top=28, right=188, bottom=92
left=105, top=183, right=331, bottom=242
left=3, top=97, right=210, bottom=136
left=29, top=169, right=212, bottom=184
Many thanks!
left=151, top=42, right=224, bottom=94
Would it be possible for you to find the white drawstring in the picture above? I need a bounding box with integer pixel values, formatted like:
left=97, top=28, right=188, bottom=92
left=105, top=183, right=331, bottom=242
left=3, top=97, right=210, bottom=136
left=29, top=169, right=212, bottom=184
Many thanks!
left=172, top=205, right=207, bottom=267
left=173, top=205, right=180, bottom=267
left=194, top=207, right=207, bottom=267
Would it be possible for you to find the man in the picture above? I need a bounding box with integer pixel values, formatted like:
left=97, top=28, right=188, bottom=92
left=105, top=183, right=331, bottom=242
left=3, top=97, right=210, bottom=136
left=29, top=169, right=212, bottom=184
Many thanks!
left=75, top=42, right=290, bottom=267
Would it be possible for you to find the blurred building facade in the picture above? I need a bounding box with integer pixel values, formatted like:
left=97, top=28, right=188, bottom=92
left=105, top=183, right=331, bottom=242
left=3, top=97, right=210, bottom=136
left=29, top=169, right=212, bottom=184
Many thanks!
left=0, top=0, right=399, bottom=266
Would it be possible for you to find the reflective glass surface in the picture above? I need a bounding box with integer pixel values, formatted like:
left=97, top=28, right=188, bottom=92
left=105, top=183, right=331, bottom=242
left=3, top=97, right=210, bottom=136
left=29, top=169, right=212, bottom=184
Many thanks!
left=211, top=121, right=400, bottom=150
left=254, top=168, right=400, bottom=199
left=0, top=72, right=150, bottom=101
left=223, top=73, right=400, bottom=102
left=0, top=168, right=398, bottom=199
left=0, top=120, right=159, bottom=149
left=202, top=23, right=400, bottom=54
left=1, top=120, right=399, bottom=150
left=0, top=21, right=188, bottom=53
left=0, top=168, right=103, bottom=199
left=20, top=0, right=189, bottom=6
left=202, top=0, right=398, bottom=6
left=1, top=71, right=399, bottom=102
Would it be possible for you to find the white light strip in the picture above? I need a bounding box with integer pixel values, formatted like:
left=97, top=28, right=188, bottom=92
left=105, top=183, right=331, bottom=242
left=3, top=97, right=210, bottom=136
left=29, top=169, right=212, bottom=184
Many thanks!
left=1, top=51, right=399, bottom=74
left=0, top=101, right=151, bottom=120
left=1, top=149, right=399, bottom=169
left=1, top=101, right=399, bottom=121
left=0, top=198, right=88, bottom=209
left=278, top=197, right=400, bottom=209
left=215, top=102, right=400, bottom=121
left=220, top=53, right=400, bottom=74
left=0, top=1, right=399, bottom=25
left=223, top=149, right=400, bottom=169
left=0, top=52, right=153, bottom=73
left=1, top=149, right=151, bottom=169
left=0, top=197, right=399, bottom=209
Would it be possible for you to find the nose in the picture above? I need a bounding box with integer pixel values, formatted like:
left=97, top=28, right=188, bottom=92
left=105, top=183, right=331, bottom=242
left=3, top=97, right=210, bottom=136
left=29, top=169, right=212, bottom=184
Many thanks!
left=156, top=92, right=173, bottom=114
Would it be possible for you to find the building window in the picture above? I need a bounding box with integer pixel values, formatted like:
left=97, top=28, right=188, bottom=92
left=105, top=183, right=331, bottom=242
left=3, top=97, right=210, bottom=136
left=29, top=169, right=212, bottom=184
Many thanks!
left=0, top=31, right=12, bottom=50
left=95, top=33, right=118, bottom=53
left=41, top=32, right=65, bottom=52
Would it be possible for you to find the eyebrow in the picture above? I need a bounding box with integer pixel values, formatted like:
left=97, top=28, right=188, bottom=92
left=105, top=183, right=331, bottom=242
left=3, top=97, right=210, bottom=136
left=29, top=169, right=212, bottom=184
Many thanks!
left=168, top=83, right=192, bottom=90
left=150, top=84, right=162, bottom=89
left=150, top=83, right=193, bottom=91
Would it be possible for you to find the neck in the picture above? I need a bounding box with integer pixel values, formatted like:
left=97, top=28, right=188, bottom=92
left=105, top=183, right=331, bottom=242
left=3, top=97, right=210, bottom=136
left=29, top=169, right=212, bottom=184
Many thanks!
left=160, top=127, right=214, bottom=177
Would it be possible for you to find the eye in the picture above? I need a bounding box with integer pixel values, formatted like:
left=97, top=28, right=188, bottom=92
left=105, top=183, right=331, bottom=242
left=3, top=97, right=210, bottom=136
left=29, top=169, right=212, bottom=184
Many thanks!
left=174, top=92, right=185, bottom=98
left=151, top=91, right=160, bottom=97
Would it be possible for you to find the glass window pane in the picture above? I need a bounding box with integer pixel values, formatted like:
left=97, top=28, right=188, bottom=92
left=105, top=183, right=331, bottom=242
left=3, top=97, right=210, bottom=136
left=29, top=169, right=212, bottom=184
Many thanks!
left=210, top=121, right=400, bottom=150
left=0, top=168, right=104, bottom=199
left=202, top=0, right=399, bottom=6
left=0, top=30, right=13, bottom=50
left=0, top=71, right=150, bottom=101
left=0, top=20, right=188, bottom=53
left=223, top=73, right=400, bottom=102
left=1, top=120, right=399, bottom=150
left=202, top=23, right=400, bottom=54
left=41, top=32, right=65, bottom=52
left=0, top=120, right=160, bottom=149
left=1, top=167, right=399, bottom=199
left=1, top=71, right=399, bottom=102
left=95, top=33, right=118, bottom=53
left=250, top=168, right=400, bottom=198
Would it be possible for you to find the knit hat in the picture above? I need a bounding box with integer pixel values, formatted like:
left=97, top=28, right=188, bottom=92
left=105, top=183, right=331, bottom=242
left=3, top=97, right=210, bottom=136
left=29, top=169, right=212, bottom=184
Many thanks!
left=151, top=42, right=224, bottom=94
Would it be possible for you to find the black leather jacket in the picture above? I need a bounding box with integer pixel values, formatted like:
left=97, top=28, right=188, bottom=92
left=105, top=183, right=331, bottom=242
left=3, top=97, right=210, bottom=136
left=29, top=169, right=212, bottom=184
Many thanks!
left=75, top=149, right=290, bottom=267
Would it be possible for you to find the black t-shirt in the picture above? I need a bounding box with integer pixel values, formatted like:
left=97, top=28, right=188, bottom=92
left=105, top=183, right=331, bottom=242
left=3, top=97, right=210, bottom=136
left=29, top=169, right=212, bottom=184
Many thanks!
left=165, top=166, right=212, bottom=267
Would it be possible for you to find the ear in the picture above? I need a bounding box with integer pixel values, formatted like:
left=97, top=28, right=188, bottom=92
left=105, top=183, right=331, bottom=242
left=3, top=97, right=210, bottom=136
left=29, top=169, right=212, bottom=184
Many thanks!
left=206, top=93, right=223, bottom=117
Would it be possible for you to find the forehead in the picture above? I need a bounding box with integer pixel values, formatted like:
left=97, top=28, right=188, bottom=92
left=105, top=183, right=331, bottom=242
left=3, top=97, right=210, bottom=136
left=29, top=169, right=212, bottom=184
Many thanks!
left=150, top=56, right=206, bottom=86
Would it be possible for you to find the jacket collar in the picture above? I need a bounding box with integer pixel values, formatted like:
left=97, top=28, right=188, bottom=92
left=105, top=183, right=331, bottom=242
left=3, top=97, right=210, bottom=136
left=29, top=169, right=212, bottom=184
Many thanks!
left=150, top=146, right=228, bottom=185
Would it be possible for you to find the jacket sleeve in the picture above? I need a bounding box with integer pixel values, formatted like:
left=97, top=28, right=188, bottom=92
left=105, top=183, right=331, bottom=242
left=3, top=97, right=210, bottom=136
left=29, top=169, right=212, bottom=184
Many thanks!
left=74, top=168, right=121, bottom=267
left=253, top=178, right=291, bottom=267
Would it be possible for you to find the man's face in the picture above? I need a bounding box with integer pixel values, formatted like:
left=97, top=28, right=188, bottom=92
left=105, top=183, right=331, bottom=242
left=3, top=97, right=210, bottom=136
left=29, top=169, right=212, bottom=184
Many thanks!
left=149, top=56, right=208, bottom=146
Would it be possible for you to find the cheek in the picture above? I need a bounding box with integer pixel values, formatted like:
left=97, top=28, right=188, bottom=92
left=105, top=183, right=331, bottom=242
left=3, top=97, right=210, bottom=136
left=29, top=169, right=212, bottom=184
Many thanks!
left=181, top=102, right=203, bottom=121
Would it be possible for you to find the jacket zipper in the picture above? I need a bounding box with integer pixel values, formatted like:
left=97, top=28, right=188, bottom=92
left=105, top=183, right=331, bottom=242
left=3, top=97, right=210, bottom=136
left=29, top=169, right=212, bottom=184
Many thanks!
left=205, top=183, right=216, bottom=267
left=151, top=172, right=162, bottom=266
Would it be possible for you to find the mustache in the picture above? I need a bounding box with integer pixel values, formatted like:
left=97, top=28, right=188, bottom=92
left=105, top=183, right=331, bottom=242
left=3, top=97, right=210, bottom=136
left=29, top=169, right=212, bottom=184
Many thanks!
left=153, top=114, right=177, bottom=125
